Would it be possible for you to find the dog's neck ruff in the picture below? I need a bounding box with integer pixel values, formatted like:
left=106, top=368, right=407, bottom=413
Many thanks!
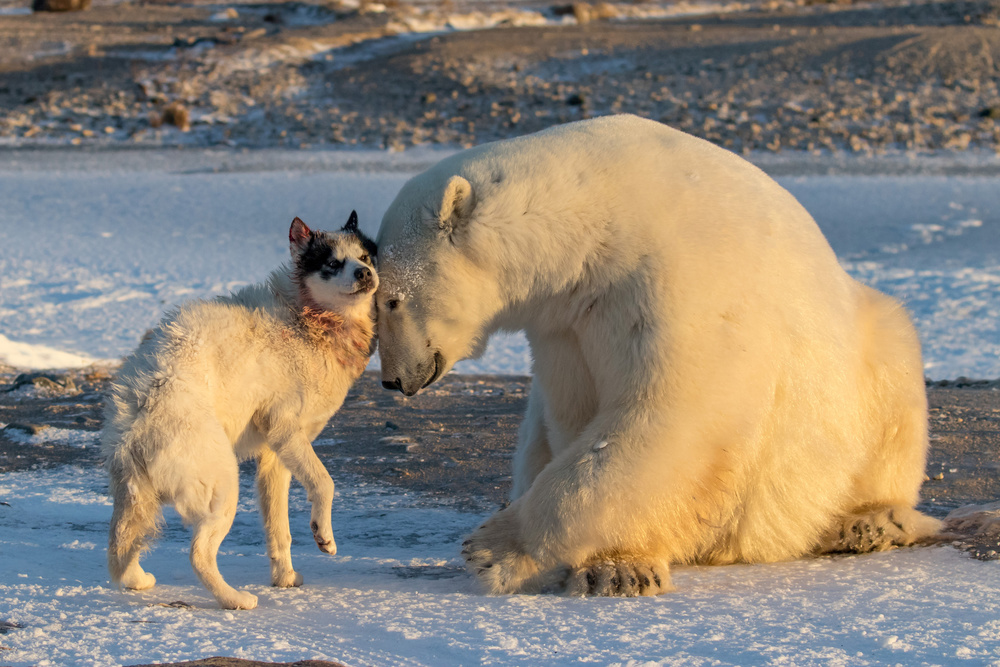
left=295, top=284, right=374, bottom=377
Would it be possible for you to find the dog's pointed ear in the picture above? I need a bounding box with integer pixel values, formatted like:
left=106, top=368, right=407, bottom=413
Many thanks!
left=437, top=175, right=476, bottom=239
left=343, top=210, right=359, bottom=234
left=289, top=217, right=311, bottom=255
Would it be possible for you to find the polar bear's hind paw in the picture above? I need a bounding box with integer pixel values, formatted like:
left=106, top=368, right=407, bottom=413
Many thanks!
left=819, top=505, right=942, bottom=554
left=564, top=560, right=672, bottom=597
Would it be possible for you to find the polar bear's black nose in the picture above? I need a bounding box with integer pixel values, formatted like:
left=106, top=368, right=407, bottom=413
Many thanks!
left=355, top=266, right=372, bottom=281
left=382, top=377, right=403, bottom=392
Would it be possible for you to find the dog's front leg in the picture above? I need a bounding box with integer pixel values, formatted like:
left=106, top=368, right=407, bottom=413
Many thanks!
left=270, top=432, right=337, bottom=555
left=256, top=448, right=304, bottom=587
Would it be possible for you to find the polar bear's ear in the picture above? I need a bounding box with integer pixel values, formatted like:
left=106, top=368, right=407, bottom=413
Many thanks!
left=437, top=175, right=476, bottom=238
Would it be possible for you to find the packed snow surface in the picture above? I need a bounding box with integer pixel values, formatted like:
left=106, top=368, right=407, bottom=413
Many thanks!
left=2, top=149, right=999, bottom=379
left=1, top=463, right=999, bottom=666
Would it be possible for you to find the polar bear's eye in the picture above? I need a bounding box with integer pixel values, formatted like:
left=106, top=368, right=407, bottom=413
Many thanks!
left=387, top=299, right=399, bottom=310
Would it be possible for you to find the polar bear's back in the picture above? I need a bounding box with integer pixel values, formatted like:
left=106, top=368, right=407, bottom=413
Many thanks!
left=423, top=114, right=838, bottom=268
left=414, top=115, right=856, bottom=327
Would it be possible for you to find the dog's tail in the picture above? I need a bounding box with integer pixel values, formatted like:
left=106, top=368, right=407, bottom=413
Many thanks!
left=107, top=452, right=161, bottom=587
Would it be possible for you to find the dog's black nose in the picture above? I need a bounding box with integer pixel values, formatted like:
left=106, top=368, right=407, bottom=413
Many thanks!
left=355, top=266, right=372, bottom=281
left=382, top=377, right=403, bottom=392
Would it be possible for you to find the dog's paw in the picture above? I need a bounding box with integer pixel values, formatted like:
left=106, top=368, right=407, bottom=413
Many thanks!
left=310, top=521, right=337, bottom=555
left=271, top=569, right=303, bottom=588
left=217, top=590, right=258, bottom=610
left=121, top=569, right=157, bottom=591
left=563, top=560, right=672, bottom=597
left=461, top=510, right=541, bottom=594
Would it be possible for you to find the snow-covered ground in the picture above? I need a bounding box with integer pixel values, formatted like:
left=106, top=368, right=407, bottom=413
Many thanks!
left=2, top=461, right=1000, bottom=666
left=2, top=148, right=1000, bottom=666
left=2, top=149, right=1000, bottom=378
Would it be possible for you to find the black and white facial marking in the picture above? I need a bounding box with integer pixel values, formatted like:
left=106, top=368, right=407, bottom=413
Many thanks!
left=289, top=213, right=379, bottom=317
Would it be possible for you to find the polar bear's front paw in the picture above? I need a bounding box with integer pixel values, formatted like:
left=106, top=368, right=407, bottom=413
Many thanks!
left=564, top=560, right=672, bottom=597
left=461, top=510, right=542, bottom=594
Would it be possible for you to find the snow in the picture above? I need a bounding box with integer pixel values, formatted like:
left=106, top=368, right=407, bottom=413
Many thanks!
left=1, top=462, right=999, bottom=666
left=2, top=148, right=1000, bottom=665
left=0, top=334, right=99, bottom=370
left=2, top=149, right=1000, bottom=379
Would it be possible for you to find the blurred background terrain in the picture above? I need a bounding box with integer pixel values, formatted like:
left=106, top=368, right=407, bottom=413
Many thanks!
left=1, top=0, right=998, bottom=153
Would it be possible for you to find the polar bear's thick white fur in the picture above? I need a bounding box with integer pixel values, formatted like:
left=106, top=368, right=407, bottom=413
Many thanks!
left=375, top=115, right=940, bottom=596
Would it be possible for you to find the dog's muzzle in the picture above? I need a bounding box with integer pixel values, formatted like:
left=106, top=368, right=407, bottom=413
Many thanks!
left=353, top=267, right=376, bottom=294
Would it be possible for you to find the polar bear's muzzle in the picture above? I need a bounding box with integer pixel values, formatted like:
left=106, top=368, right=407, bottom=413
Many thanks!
left=382, top=351, right=445, bottom=396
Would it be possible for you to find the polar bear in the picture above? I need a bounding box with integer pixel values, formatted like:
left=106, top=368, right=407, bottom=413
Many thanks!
left=375, top=115, right=941, bottom=596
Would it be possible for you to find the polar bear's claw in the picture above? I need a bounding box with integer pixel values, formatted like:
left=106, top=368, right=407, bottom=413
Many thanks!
left=819, top=505, right=942, bottom=554
left=565, top=560, right=671, bottom=597
left=462, top=511, right=549, bottom=594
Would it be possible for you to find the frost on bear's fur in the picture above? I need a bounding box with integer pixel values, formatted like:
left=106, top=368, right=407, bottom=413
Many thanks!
left=375, top=115, right=941, bottom=596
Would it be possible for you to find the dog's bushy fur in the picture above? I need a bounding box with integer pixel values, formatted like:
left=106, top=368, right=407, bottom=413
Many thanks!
left=103, top=214, right=376, bottom=609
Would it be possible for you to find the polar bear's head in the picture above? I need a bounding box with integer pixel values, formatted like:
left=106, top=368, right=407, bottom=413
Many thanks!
left=375, top=171, right=504, bottom=395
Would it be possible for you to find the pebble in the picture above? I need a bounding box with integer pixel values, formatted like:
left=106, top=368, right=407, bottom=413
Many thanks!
left=379, top=434, right=418, bottom=452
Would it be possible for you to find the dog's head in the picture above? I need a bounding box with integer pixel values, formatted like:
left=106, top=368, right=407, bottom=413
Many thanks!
left=290, top=211, right=378, bottom=320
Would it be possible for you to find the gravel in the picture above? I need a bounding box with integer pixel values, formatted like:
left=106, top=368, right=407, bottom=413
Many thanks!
left=0, top=0, right=998, bottom=153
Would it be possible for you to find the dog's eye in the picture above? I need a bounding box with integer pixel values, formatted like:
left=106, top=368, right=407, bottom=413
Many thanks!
left=387, top=299, right=399, bottom=310
left=327, top=259, right=344, bottom=273
left=359, top=253, right=369, bottom=264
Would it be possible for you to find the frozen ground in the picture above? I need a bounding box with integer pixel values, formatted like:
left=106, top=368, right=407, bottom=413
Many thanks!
left=2, top=461, right=1000, bottom=666
left=1, top=148, right=1000, bottom=378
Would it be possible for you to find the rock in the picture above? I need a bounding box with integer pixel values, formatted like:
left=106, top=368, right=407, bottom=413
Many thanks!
left=980, top=106, right=1000, bottom=120
left=592, top=2, right=618, bottom=20
left=3, top=422, right=48, bottom=436
left=379, top=434, right=418, bottom=452
left=32, top=0, right=90, bottom=11
left=5, top=373, right=76, bottom=394
left=565, top=93, right=585, bottom=106
left=162, top=102, right=191, bottom=132
left=210, top=7, right=239, bottom=21
left=384, top=420, right=399, bottom=430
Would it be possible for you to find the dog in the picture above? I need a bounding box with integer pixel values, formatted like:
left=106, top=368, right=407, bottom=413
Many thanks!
left=103, top=212, right=377, bottom=609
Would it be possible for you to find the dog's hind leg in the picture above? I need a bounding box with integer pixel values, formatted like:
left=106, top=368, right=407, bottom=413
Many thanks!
left=270, top=432, right=336, bottom=556
left=257, top=448, right=302, bottom=588
left=178, top=447, right=257, bottom=610
left=107, top=459, right=159, bottom=591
